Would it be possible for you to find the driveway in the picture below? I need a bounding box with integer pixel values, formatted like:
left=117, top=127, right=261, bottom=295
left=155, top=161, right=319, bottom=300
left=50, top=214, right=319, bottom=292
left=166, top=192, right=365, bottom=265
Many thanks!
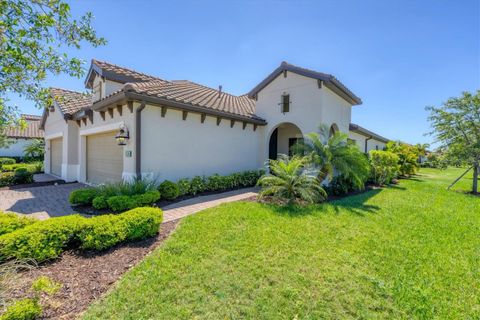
left=0, top=183, right=86, bottom=219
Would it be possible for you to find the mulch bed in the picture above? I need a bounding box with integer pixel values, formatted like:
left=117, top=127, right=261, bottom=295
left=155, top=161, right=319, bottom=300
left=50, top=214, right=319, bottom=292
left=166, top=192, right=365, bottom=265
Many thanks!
left=10, top=220, right=179, bottom=320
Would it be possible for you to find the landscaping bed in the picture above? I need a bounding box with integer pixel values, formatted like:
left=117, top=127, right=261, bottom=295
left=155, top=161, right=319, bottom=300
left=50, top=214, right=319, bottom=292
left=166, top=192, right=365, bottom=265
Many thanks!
left=10, top=220, right=178, bottom=319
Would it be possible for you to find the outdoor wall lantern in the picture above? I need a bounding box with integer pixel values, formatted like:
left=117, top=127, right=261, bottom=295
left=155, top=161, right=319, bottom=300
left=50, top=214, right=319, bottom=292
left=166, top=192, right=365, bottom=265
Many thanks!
left=115, top=125, right=129, bottom=146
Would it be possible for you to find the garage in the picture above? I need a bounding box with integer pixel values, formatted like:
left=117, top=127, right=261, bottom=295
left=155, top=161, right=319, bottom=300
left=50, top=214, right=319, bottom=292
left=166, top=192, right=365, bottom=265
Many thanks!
left=50, top=137, right=63, bottom=177
left=86, top=131, right=123, bottom=184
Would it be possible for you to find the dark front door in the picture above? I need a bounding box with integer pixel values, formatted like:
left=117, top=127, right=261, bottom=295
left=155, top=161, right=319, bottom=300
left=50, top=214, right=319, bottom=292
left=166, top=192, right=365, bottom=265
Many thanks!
left=269, top=128, right=278, bottom=160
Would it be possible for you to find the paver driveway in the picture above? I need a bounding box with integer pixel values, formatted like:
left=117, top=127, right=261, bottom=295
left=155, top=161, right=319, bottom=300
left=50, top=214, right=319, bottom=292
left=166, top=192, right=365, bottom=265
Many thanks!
left=0, top=184, right=258, bottom=221
left=0, top=183, right=86, bottom=219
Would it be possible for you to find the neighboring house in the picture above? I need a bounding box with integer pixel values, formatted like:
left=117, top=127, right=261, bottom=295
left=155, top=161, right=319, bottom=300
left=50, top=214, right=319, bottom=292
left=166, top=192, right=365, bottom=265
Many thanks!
left=348, top=123, right=389, bottom=153
left=0, top=114, right=44, bottom=157
left=40, top=60, right=388, bottom=184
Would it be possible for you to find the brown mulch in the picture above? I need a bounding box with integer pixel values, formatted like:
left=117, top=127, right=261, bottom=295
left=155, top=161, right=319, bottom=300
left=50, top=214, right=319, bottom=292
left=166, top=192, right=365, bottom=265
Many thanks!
left=10, top=220, right=179, bottom=319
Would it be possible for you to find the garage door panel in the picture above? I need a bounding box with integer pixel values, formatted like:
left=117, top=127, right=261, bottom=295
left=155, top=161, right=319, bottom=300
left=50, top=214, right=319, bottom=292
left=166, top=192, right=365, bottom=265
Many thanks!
left=50, top=138, right=62, bottom=177
left=87, top=132, right=123, bottom=184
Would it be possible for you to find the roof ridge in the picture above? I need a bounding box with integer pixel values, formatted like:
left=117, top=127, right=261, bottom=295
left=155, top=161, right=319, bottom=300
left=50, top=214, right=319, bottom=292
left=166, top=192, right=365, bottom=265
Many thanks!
left=92, top=59, right=163, bottom=81
left=50, top=87, right=91, bottom=95
left=171, top=79, right=245, bottom=99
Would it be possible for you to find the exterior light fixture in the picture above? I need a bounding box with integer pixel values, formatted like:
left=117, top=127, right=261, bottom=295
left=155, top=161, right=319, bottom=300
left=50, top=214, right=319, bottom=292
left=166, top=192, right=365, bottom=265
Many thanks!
left=115, top=125, right=129, bottom=146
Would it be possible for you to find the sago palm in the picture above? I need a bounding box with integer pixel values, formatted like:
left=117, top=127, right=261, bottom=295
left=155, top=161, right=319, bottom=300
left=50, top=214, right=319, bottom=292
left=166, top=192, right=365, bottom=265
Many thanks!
left=257, top=155, right=327, bottom=204
left=294, top=124, right=370, bottom=188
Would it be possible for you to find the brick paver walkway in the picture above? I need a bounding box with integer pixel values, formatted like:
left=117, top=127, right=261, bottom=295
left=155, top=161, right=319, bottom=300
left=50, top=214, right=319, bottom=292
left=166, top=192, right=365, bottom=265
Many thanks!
left=0, top=183, right=86, bottom=219
left=161, top=187, right=258, bottom=223
left=0, top=184, right=258, bottom=222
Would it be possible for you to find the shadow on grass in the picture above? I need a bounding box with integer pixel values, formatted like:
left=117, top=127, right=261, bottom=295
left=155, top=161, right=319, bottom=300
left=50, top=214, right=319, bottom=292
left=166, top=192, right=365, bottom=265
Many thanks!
left=330, top=189, right=382, bottom=216
left=266, top=188, right=384, bottom=218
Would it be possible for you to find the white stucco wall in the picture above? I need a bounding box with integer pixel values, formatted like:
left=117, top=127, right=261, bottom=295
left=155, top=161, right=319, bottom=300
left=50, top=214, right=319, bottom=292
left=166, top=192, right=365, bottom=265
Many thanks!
left=92, top=75, right=124, bottom=102
left=43, top=104, right=78, bottom=182
left=254, top=72, right=354, bottom=161
left=348, top=131, right=386, bottom=153
left=141, top=105, right=263, bottom=182
left=0, top=139, right=32, bottom=157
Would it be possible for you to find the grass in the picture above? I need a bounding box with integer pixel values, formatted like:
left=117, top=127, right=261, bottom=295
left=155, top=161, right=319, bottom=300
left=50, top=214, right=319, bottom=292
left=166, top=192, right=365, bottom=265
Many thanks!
left=83, top=168, right=479, bottom=319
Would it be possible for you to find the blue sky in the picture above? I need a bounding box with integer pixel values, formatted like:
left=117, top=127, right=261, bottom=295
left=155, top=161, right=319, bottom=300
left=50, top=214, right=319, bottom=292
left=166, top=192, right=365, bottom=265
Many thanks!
left=10, top=0, right=480, bottom=145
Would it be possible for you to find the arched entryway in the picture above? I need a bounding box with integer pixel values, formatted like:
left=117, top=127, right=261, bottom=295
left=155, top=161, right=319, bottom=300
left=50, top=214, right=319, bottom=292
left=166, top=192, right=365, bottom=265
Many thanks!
left=268, top=123, right=303, bottom=160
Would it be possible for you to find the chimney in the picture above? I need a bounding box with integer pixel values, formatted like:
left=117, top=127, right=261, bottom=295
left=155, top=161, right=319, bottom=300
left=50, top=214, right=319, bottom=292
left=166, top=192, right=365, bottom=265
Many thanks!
left=218, top=85, right=222, bottom=98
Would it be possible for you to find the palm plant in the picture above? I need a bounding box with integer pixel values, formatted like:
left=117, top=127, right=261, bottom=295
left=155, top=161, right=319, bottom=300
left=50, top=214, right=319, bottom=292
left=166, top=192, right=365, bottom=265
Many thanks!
left=293, top=124, right=370, bottom=188
left=257, top=155, right=327, bottom=204
left=23, top=139, right=44, bottom=158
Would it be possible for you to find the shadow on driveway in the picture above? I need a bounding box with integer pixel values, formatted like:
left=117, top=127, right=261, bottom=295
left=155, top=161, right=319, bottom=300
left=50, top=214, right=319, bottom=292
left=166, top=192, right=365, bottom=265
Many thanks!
left=0, top=183, right=86, bottom=219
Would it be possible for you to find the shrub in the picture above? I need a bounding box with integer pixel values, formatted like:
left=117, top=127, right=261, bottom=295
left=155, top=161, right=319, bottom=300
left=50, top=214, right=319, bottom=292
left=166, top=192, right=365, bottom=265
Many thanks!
left=0, top=208, right=163, bottom=262
left=258, top=155, right=327, bottom=204
left=206, top=174, right=228, bottom=191
left=0, top=158, right=15, bottom=166
left=97, top=179, right=158, bottom=198
left=189, top=176, right=207, bottom=195
left=0, top=172, right=14, bottom=187
left=92, top=196, right=109, bottom=210
left=0, top=215, right=85, bottom=263
left=327, top=175, right=366, bottom=196
left=176, top=178, right=190, bottom=196
left=78, top=207, right=163, bottom=250
left=132, top=190, right=161, bottom=206
left=369, top=150, right=400, bottom=186
left=385, top=141, right=419, bottom=176
left=69, top=188, right=97, bottom=206
left=0, top=212, right=37, bottom=236
left=13, top=167, right=33, bottom=184
left=106, top=195, right=138, bottom=212
left=0, top=298, right=42, bottom=320
left=159, top=180, right=179, bottom=200
left=31, top=276, right=61, bottom=295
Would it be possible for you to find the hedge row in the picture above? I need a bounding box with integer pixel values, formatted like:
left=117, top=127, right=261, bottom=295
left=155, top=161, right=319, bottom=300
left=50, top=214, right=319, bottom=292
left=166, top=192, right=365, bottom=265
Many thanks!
left=0, top=212, right=37, bottom=236
left=0, top=207, right=163, bottom=263
left=176, top=170, right=264, bottom=197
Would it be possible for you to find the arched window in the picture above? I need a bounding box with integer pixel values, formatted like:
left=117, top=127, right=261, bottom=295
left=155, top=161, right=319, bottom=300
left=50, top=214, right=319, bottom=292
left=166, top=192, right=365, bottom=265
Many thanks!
left=329, top=123, right=339, bottom=137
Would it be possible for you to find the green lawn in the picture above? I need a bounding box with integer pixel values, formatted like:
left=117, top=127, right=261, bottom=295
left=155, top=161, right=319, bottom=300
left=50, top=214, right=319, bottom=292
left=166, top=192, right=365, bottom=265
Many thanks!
left=84, top=168, right=479, bottom=319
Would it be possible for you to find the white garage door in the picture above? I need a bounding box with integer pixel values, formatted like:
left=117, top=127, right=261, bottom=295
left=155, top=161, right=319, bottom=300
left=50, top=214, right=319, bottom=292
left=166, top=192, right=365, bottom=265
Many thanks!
left=87, top=131, right=123, bottom=184
left=50, top=138, right=63, bottom=177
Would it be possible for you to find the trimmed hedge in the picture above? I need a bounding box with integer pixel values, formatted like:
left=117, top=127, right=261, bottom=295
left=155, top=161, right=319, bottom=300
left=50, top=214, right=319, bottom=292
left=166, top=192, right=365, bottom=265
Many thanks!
left=106, top=190, right=160, bottom=212
left=0, top=158, right=16, bottom=166
left=1, top=163, right=43, bottom=174
left=69, top=188, right=98, bottom=206
left=79, top=207, right=162, bottom=250
left=159, top=180, right=179, bottom=200
left=0, top=212, right=37, bottom=236
left=0, top=208, right=163, bottom=263
left=177, top=170, right=264, bottom=197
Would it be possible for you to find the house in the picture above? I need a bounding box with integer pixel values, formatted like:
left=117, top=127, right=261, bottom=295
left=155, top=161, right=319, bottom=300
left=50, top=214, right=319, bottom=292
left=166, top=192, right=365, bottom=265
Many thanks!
left=348, top=123, right=389, bottom=153
left=0, top=114, right=44, bottom=158
left=40, top=60, right=389, bottom=184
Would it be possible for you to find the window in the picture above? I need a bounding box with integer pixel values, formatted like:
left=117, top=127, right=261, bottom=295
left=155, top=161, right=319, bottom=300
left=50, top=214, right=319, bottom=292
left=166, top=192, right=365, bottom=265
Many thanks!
left=329, top=123, right=339, bottom=137
left=375, top=145, right=379, bottom=150
left=281, top=94, right=290, bottom=113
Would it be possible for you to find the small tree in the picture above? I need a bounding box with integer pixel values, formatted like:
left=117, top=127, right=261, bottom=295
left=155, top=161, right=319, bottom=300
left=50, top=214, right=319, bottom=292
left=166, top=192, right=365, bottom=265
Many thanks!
left=385, top=141, right=419, bottom=176
left=426, top=91, right=480, bottom=194
left=294, top=124, right=371, bottom=189
left=0, top=0, right=106, bottom=140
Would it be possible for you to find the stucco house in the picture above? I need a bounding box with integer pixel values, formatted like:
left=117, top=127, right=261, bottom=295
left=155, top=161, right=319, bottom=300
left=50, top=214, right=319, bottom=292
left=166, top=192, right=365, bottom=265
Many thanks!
left=0, top=114, right=44, bottom=158
left=40, top=60, right=388, bottom=184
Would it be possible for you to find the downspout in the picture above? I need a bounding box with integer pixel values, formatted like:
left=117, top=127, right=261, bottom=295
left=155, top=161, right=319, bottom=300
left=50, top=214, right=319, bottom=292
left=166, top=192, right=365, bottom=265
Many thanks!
left=365, top=136, right=372, bottom=154
left=135, top=101, right=146, bottom=180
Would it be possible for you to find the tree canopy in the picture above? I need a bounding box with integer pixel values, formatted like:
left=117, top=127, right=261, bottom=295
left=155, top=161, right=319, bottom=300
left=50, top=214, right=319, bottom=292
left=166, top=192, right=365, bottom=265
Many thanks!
left=426, top=90, right=480, bottom=194
left=0, top=0, right=106, bottom=139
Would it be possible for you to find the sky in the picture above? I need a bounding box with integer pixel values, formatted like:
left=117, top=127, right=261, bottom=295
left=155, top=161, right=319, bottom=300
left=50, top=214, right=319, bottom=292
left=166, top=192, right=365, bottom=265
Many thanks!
left=8, top=0, right=480, bottom=145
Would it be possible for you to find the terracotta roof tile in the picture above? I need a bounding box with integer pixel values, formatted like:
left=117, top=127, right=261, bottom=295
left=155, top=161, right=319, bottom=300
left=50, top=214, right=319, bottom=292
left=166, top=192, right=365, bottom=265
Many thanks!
left=91, top=59, right=163, bottom=84
left=50, top=88, right=92, bottom=116
left=3, top=115, right=43, bottom=139
left=123, top=80, right=260, bottom=120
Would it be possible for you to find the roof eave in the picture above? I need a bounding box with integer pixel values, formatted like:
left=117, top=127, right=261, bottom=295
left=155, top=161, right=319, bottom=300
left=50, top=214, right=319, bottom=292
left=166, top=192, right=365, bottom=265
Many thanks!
left=91, top=91, right=267, bottom=125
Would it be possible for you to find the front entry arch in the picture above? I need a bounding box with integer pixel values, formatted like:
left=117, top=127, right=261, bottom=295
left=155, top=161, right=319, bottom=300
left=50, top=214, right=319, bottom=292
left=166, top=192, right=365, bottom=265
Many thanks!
left=268, top=123, right=303, bottom=160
